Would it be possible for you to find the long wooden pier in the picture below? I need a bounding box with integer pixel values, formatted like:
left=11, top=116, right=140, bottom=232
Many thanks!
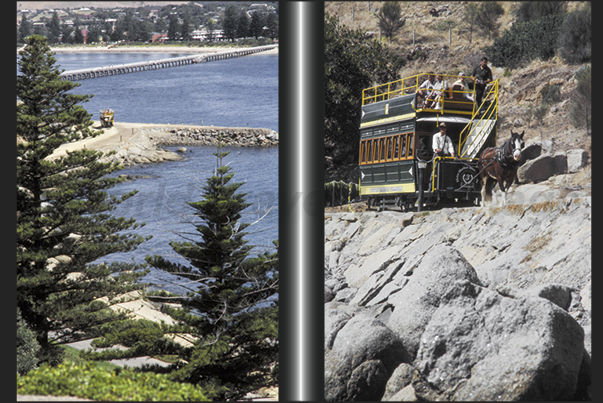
left=59, top=45, right=277, bottom=81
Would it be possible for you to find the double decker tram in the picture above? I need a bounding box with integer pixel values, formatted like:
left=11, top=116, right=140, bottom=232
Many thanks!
left=358, top=73, right=500, bottom=211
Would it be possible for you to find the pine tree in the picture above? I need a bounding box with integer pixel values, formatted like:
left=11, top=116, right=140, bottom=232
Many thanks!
left=48, top=12, right=62, bottom=44
left=17, top=35, right=150, bottom=360
left=181, top=10, right=193, bottom=41
left=168, top=13, right=180, bottom=41
left=376, top=2, right=406, bottom=41
left=265, top=13, right=279, bottom=41
left=236, top=9, right=250, bottom=39
left=223, top=5, right=238, bottom=42
left=18, top=14, right=32, bottom=43
left=249, top=10, right=265, bottom=40
left=146, top=143, right=278, bottom=397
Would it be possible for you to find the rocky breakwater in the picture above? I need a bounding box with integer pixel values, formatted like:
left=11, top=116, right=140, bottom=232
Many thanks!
left=324, top=194, right=591, bottom=400
left=98, top=128, right=184, bottom=167
left=100, top=125, right=278, bottom=168
left=141, top=125, right=279, bottom=148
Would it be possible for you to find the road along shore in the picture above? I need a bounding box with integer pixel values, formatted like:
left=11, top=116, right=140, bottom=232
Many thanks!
left=47, top=121, right=278, bottom=168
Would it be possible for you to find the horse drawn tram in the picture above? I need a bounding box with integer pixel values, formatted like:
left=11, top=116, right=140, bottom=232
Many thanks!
left=358, top=72, right=499, bottom=211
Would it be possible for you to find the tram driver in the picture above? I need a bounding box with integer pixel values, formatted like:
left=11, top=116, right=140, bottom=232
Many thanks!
left=433, top=123, right=455, bottom=158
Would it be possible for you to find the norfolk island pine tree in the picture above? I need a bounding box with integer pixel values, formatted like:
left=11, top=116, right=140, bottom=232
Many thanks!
left=17, top=35, right=150, bottom=364
left=145, top=143, right=278, bottom=399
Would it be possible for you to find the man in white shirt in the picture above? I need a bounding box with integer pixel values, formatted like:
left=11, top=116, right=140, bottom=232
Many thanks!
left=417, top=72, right=435, bottom=108
left=433, top=123, right=455, bottom=157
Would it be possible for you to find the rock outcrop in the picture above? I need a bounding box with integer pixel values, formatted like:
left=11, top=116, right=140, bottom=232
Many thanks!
left=99, top=125, right=278, bottom=168
left=143, top=126, right=279, bottom=148
left=324, top=192, right=591, bottom=400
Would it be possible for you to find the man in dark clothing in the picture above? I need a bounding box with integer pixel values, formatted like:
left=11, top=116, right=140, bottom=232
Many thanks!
left=471, top=56, right=493, bottom=111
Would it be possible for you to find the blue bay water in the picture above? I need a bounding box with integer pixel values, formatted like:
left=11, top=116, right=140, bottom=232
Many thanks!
left=51, top=52, right=279, bottom=294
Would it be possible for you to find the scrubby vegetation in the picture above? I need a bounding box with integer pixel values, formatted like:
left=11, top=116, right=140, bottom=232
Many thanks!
left=17, top=361, right=214, bottom=401
left=324, top=1, right=591, bottom=183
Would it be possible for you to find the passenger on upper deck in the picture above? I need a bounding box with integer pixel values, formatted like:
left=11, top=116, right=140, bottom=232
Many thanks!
left=471, top=57, right=493, bottom=111
left=425, top=74, right=451, bottom=109
left=452, top=72, right=474, bottom=101
left=417, top=72, right=435, bottom=108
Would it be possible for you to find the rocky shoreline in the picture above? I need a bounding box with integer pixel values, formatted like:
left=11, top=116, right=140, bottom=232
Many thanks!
left=324, top=184, right=591, bottom=400
left=144, top=125, right=279, bottom=148
left=46, top=122, right=278, bottom=168
left=115, top=126, right=277, bottom=167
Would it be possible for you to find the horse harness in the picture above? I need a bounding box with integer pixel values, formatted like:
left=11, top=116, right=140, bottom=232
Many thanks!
left=457, top=143, right=518, bottom=189
left=495, top=144, right=520, bottom=169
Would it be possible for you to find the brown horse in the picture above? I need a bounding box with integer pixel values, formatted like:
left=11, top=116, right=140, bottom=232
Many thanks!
left=478, top=130, right=525, bottom=207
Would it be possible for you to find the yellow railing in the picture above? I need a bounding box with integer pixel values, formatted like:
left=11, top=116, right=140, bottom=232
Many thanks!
left=458, top=79, right=499, bottom=157
left=362, top=73, right=482, bottom=114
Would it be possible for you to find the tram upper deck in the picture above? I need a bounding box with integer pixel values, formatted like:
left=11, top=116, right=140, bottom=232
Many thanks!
left=359, top=72, right=499, bottom=160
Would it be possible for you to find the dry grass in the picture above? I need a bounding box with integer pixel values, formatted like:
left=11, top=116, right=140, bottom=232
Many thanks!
left=325, top=1, right=591, bottom=188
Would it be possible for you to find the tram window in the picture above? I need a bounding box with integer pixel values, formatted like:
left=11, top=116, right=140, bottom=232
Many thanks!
left=408, top=134, right=414, bottom=158
left=400, top=135, right=407, bottom=158
left=379, top=138, right=385, bottom=161
left=386, top=137, right=392, bottom=160
left=393, top=136, right=399, bottom=159
left=367, top=140, right=373, bottom=162
left=360, top=142, right=366, bottom=164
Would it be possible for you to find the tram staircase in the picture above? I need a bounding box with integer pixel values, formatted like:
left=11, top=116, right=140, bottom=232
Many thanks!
left=460, top=118, right=496, bottom=159
left=459, top=82, right=499, bottom=159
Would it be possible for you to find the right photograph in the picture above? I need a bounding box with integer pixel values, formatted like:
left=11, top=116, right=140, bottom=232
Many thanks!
left=324, top=1, right=591, bottom=401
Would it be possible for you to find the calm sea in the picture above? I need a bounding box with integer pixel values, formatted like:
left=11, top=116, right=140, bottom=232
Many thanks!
left=51, top=52, right=279, bottom=294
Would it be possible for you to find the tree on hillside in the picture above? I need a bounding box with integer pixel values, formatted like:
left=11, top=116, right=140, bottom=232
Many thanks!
left=475, top=1, right=505, bottom=40
left=223, top=5, right=239, bottom=42
left=18, top=14, right=32, bottom=43
left=206, top=18, right=217, bottom=42
left=237, top=8, right=250, bottom=39
left=463, top=3, right=479, bottom=44
left=86, top=22, right=103, bottom=44
left=73, top=24, right=85, bottom=44
left=181, top=10, right=193, bottom=41
left=250, top=10, right=265, bottom=39
left=145, top=144, right=278, bottom=398
left=17, top=35, right=149, bottom=365
left=376, top=2, right=406, bottom=41
left=265, top=12, right=279, bottom=40
left=570, top=65, right=591, bottom=136
left=168, top=13, right=180, bottom=40
left=514, top=1, right=567, bottom=23
left=558, top=3, right=591, bottom=64
left=324, top=13, right=401, bottom=165
left=485, top=14, right=563, bottom=68
left=48, top=12, right=62, bottom=44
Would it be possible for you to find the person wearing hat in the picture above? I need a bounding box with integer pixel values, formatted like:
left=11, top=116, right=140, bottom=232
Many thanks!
left=452, top=72, right=474, bottom=102
left=433, top=122, right=455, bottom=157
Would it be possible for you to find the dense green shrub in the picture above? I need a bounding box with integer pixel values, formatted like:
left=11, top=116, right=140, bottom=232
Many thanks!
left=570, top=65, right=591, bottom=135
left=91, top=319, right=169, bottom=348
left=514, top=1, right=567, bottom=23
left=485, top=14, right=563, bottom=68
left=540, top=84, right=562, bottom=105
left=558, top=4, right=591, bottom=64
left=474, top=1, right=505, bottom=40
left=17, top=308, right=40, bottom=375
left=17, top=361, right=213, bottom=401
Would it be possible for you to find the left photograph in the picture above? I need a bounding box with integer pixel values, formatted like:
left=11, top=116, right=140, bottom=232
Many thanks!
left=16, top=2, right=279, bottom=401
